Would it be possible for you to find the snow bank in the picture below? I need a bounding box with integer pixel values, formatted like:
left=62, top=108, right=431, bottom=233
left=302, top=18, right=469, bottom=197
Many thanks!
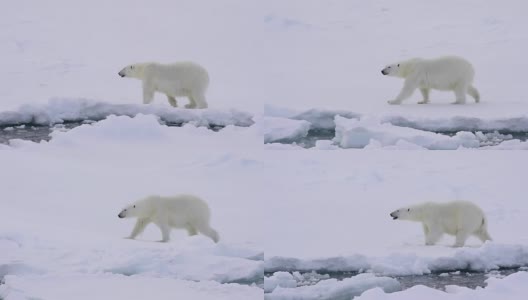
left=1, top=231, right=264, bottom=285
left=265, top=243, right=528, bottom=276
left=265, top=273, right=400, bottom=300
left=334, top=116, right=480, bottom=150
left=291, top=109, right=361, bottom=130
left=264, top=272, right=297, bottom=293
left=262, top=116, right=311, bottom=143
left=23, top=113, right=263, bottom=149
left=0, top=98, right=254, bottom=127
left=265, top=107, right=528, bottom=133
left=0, top=273, right=263, bottom=300
left=357, top=271, right=528, bottom=300
left=383, top=114, right=528, bottom=133
left=486, top=139, right=528, bottom=150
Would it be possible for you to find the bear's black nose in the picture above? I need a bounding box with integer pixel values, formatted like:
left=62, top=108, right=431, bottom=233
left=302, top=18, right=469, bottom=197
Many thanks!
left=118, top=72, right=125, bottom=77
left=381, top=70, right=387, bottom=75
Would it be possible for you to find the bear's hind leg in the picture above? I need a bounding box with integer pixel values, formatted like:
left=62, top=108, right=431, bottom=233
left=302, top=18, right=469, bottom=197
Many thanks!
left=167, top=95, right=178, bottom=107
left=418, top=88, right=430, bottom=104
left=475, top=227, right=492, bottom=243
left=452, top=85, right=467, bottom=104
left=467, top=85, right=480, bottom=103
left=185, top=96, right=197, bottom=109
left=156, top=222, right=171, bottom=242
left=454, top=230, right=470, bottom=247
left=192, top=93, right=208, bottom=109
left=194, top=222, right=220, bottom=243
left=186, top=224, right=198, bottom=236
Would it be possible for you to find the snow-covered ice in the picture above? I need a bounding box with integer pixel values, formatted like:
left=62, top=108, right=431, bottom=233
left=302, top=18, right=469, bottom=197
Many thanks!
left=265, top=243, right=528, bottom=276
left=263, top=107, right=528, bottom=149
left=262, top=116, right=311, bottom=143
left=1, top=273, right=262, bottom=300
left=265, top=273, right=401, bottom=300
left=1, top=116, right=264, bottom=299
left=4, top=0, right=528, bottom=298
left=334, top=116, right=481, bottom=150
left=0, top=98, right=254, bottom=127
left=357, top=271, right=528, bottom=300
left=262, top=150, right=528, bottom=270
left=264, top=272, right=298, bottom=293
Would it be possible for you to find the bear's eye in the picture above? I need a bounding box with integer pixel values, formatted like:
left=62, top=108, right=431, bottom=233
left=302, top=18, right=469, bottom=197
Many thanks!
left=131, top=66, right=134, bottom=69
left=397, top=64, right=400, bottom=67
left=407, top=208, right=410, bottom=212
left=133, top=205, right=136, bottom=208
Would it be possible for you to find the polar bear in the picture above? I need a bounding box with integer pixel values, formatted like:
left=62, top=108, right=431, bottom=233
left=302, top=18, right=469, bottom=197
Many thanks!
left=118, top=194, right=219, bottom=243
left=118, top=61, right=209, bottom=109
left=389, top=200, right=491, bottom=247
left=381, top=56, right=480, bottom=105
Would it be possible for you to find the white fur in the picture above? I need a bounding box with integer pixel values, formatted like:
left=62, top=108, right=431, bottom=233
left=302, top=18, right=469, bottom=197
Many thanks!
left=118, top=194, right=219, bottom=243
left=381, top=56, right=480, bottom=105
left=390, top=200, right=491, bottom=247
left=118, top=61, right=209, bottom=109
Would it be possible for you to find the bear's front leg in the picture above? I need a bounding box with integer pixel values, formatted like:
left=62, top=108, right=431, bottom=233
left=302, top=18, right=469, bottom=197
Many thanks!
left=424, top=225, right=443, bottom=246
left=127, top=218, right=150, bottom=239
left=142, top=82, right=155, bottom=104
left=388, top=78, right=417, bottom=105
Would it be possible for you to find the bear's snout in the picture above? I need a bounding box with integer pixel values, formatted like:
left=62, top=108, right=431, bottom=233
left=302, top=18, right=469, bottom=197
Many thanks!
left=381, top=69, right=388, bottom=75
left=390, top=211, right=398, bottom=220
left=118, top=72, right=125, bottom=77
left=118, top=212, right=125, bottom=218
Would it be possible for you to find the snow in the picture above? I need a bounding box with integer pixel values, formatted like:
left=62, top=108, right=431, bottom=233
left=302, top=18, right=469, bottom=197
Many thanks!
left=0, top=0, right=274, bottom=112
left=1, top=116, right=263, bottom=299
left=265, top=273, right=401, bottom=300
left=262, top=116, right=311, bottom=143
left=262, top=149, right=528, bottom=266
left=0, top=98, right=254, bottom=127
left=334, top=116, right=481, bottom=150
left=1, top=273, right=262, bottom=300
left=357, top=271, right=528, bottom=300
left=3, top=0, right=528, bottom=298
left=265, top=243, right=528, bottom=276
left=264, top=272, right=298, bottom=293
left=265, top=105, right=528, bottom=134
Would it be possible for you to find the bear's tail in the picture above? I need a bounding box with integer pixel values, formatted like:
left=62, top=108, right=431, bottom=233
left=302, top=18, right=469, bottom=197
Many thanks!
left=468, top=85, right=480, bottom=103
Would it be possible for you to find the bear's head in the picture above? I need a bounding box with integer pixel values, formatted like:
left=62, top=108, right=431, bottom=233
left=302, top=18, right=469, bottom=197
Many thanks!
left=381, top=63, right=402, bottom=77
left=118, top=203, right=142, bottom=218
left=389, top=206, right=419, bottom=221
left=118, top=64, right=142, bottom=78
